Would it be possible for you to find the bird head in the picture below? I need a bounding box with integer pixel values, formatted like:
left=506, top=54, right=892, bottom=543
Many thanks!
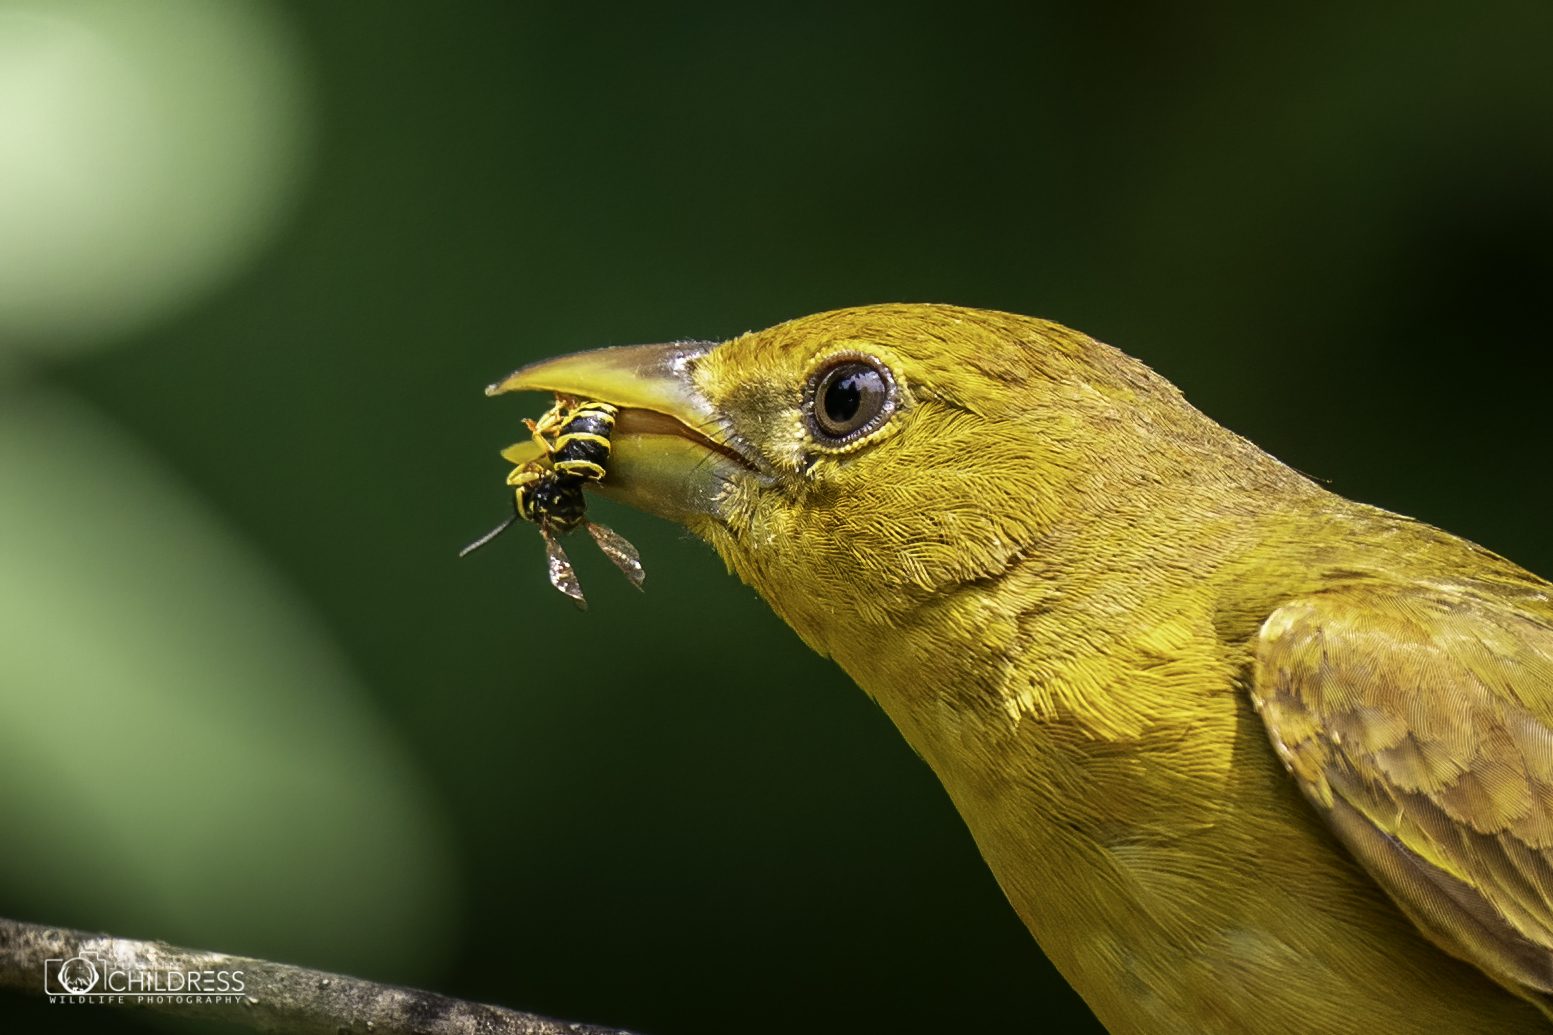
left=488, top=303, right=1232, bottom=672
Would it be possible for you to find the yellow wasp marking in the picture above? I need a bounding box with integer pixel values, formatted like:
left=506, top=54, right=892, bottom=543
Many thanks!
left=464, top=397, right=643, bottom=608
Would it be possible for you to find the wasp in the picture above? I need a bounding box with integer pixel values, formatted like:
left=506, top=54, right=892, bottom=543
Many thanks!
left=542, top=399, right=619, bottom=482
left=462, top=398, right=644, bottom=607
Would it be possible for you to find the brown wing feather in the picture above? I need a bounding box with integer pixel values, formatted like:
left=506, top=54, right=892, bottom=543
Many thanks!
left=1253, top=585, right=1553, bottom=1010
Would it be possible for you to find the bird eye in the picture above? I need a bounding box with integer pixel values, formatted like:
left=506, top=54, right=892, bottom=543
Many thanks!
left=807, top=356, right=896, bottom=446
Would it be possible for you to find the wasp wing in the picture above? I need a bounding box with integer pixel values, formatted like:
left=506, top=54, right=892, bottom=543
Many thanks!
left=587, top=521, right=645, bottom=590
left=542, top=525, right=586, bottom=608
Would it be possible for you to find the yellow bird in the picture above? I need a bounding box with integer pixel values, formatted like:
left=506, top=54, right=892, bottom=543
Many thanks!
left=486, top=304, right=1553, bottom=1033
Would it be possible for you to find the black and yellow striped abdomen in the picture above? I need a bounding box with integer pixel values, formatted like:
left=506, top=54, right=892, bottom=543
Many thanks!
left=550, top=402, right=619, bottom=481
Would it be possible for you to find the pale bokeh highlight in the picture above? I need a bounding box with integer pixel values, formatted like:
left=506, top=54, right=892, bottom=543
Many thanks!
left=0, top=0, right=306, bottom=355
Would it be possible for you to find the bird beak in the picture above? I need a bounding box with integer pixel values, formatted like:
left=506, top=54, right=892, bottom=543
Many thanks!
left=486, top=340, right=762, bottom=525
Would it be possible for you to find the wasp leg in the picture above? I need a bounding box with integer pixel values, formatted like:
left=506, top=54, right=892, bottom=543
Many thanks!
left=586, top=521, right=645, bottom=590
left=507, top=461, right=547, bottom=488
left=459, top=513, right=519, bottom=557
left=528, top=399, right=572, bottom=452
left=541, top=522, right=587, bottom=608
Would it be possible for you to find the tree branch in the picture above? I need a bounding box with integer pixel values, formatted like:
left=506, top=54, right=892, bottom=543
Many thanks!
left=0, top=916, right=642, bottom=1035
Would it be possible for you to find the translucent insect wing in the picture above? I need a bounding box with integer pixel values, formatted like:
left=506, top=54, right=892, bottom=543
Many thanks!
left=587, top=522, right=645, bottom=590
left=542, top=527, right=587, bottom=607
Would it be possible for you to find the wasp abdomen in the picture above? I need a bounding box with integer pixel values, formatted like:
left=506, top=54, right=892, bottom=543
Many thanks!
left=551, top=403, right=619, bottom=481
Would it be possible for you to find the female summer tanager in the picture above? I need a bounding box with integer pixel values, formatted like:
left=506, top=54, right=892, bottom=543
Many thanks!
left=485, top=304, right=1553, bottom=1033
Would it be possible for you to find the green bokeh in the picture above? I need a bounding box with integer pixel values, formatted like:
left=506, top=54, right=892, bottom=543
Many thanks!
left=0, top=389, right=456, bottom=975
left=3, top=3, right=1551, bottom=1034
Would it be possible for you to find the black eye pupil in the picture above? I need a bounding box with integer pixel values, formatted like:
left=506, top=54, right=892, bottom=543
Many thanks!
left=825, top=372, right=864, bottom=424
left=812, top=360, right=891, bottom=441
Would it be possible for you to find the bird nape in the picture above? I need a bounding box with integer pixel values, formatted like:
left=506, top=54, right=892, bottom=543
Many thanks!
left=478, top=304, right=1553, bottom=1034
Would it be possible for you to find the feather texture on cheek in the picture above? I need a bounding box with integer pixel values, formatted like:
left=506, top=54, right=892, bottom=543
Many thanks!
left=705, top=404, right=1087, bottom=661
left=815, top=410, right=1070, bottom=589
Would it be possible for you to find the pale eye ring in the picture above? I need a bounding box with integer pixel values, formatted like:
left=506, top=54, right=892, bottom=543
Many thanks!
left=805, top=355, right=897, bottom=446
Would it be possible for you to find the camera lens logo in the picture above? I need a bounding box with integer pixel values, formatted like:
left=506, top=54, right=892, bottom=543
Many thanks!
left=46, top=956, right=101, bottom=995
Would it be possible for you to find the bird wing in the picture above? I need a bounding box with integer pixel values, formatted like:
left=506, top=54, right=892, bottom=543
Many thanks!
left=1252, top=583, right=1553, bottom=1007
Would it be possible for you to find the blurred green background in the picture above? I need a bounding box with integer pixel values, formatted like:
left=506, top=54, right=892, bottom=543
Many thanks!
left=2, top=2, right=1550, bottom=1033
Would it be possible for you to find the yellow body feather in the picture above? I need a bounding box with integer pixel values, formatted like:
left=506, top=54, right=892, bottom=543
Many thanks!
left=491, top=304, right=1553, bottom=1032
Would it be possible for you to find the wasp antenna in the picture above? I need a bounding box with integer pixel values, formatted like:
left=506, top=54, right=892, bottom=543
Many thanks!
left=459, top=514, right=518, bottom=557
